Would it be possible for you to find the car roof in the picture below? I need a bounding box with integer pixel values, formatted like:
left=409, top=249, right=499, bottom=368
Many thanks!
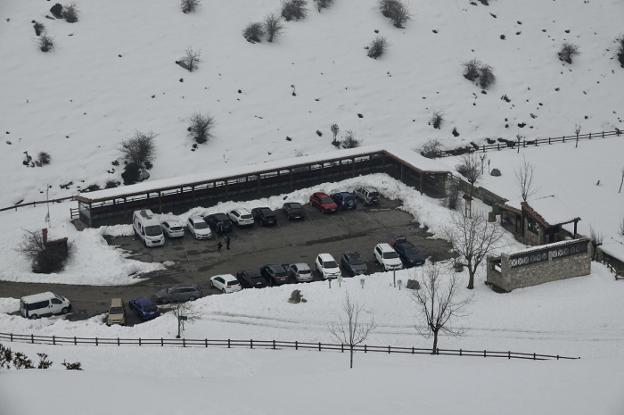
left=212, top=274, right=238, bottom=282
left=164, top=219, right=184, bottom=226
left=292, top=262, right=310, bottom=270
left=344, top=251, right=362, bottom=259
left=133, top=297, right=155, bottom=306
left=376, top=243, right=395, bottom=252
left=318, top=253, right=335, bottom=261
left=284, top=202, right=302, bottom=207
left=170, top=283, right=198, bottom=289
left=313, top=191, right=329, bottom=197
left=334, top=191, right=353, bottom=196
left=265, top=264, right=286, bottom=271
left=21, top=291, right=56, bottom=303
left=239, top=269, right=261, bottom=276
left=208, top=212, right=228, bottom=219
left=254, top=206, right=271, bottom=211
left=231, top=208, right=251, bottom=214
left=110, top=298, right=123, bottom=307
left=189, top=216, right=205, bottom=222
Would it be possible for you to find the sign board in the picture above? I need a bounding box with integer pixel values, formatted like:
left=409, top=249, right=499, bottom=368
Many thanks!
left=509, top=239, right=588, bottom=268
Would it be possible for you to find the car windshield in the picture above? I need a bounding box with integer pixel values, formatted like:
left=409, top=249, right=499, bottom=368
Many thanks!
left=227, top=280, right=240, bottom=287
left=241, top=214, right=252, bottom=220
left=299, top=269, right=311, bottom=274
left=383, top=252, right=399, bottom=259
left=109, top=307, right=123, bottom=314
left=323, top=261, right=338, bottom=268
left=145, top=225, right=162, bottom=236
left=349, top=256, right=364, bottom=265
left=170, top=226, right=183, bottom=231
left=369, top=191, right=380, bottom=198
left=194, top=221, right=208, bottom=229
left=142, top=302, right=157, bottom=312
left=320, top=197, right=334, bottom=204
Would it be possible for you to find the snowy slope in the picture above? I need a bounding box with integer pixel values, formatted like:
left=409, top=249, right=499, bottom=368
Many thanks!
left=1, top=0, right=623, bottom=206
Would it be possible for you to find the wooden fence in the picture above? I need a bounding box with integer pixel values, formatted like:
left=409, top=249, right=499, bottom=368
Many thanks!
left=0, top=332, right=579, bottom=361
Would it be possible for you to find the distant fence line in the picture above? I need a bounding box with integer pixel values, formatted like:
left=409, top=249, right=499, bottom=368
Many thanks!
left=0, top=332, right=579, bottom=362
left=437, top=129, right=622, bottom=157
left=0, top=196, right=74, bottom=214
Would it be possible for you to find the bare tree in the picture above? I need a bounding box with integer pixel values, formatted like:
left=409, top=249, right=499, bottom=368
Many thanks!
left=314, top=0, right=334, bottom=12
left=188, top=113, right=214, bottom=144
left=177, top=48, right=200, bottom=72
left=120, top=131, right=155, bottom=167
left=457, top=154, right=481, bottom=197
left=558, top=42, right=579, bottom=64
left=411, top=262, right=470, bottom=353
left=619, top=217, right=624, bottom=236
left=589, top=227, right=603, bottom=260
left=181, top=0, right=199, bottom=14
left=172, top=302, right=199, bottom=338
left=445, top=212, right=504, bottom=290
left=329, top=292, right=375, bottom=369
left=264, top=14, right=283, bottom=43
left=515, top=156, right=536, bottom=202
left=330, top=123, right=339, bottom=144
left=619, top=166, right=624, bottom=193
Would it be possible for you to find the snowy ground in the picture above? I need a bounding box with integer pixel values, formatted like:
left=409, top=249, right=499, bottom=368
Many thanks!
left=1, top=0, right=623, bottom=206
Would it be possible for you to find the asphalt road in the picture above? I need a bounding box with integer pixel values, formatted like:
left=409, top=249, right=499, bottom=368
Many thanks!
left=0, top=199, right=454, bottom=323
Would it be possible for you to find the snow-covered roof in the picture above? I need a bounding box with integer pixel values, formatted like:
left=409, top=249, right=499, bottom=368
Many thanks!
left=76, top=145, right=449, bottom=202
left=20, top=291, right=56, bottom=303
left=525, top=195, right=579, bottom=226
left=504, top=238, right=588, bottom=257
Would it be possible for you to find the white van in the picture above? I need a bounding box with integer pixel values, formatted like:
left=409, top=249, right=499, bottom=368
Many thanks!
left=20, top=292, right=72, bottom=319
left=133, top=209, right=165, bottom=247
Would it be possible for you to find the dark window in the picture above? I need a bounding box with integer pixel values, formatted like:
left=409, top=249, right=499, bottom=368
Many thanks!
left=527, top=218, right=539, bottom=235
left=51, top=298, right=62, bottom=304
left=27, top=300, right=49, bottom=310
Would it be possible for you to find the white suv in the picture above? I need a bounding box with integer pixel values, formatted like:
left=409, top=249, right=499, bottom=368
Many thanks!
left=187, top=216, right=213, bottom=239
left=161, top=220, right=185, bottom=238
left=133, top=210, right=165, bottom=247
left=228, top=208, right=254, bottom=227
left=315, top=253, right=341, bottom=280
left=374, top=243, right=403, bottom=271
left=210, top=274, right=242, bottom=293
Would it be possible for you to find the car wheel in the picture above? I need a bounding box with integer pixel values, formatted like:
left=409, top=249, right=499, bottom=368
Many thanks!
left=29, top=314, right=39, bottom=320
left=61, top=307, right=69, bottom=314
left=189, top=296, right=197, bottom=301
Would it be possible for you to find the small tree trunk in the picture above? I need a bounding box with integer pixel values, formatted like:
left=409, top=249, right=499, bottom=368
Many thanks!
left=432, top=331, right=439, bottom=354
left=467, top=262, right=475, bottom=290
left=350, top=346, right=354, bottom=369
left=619, top=172, right=623, bottom=193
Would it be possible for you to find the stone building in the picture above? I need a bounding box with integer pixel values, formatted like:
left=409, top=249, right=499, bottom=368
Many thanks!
left=486, top=238, right=591, bottom=292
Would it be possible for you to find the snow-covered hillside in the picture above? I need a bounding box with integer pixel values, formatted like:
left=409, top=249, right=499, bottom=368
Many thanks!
left=1, top=0, right=623, bottom=206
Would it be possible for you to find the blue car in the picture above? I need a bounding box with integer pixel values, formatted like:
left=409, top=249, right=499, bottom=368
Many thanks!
left=331, top=192, right=357, bottom=210
left=128, top=297, right=160, bottom=321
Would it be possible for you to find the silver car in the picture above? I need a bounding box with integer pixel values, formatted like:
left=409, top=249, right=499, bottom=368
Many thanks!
left=152, top=284, right=202, bottom=304
left=288, top=263, right=314, bottom=283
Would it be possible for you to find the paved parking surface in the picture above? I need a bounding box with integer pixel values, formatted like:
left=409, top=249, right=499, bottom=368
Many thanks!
left=0, top=199, right=454, bottom=323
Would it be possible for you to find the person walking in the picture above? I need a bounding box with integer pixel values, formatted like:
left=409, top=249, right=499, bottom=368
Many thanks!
left=217, top=241, right=223, bottom=253
left=225, top=235, right=231, bottom=250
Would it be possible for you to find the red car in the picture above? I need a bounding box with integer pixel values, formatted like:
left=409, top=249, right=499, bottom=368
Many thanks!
left=310, top=192, right=338, bottom=213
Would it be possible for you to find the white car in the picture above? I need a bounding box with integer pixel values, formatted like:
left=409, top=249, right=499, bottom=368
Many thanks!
left=374, top=243, right=403, bottom=271
left=210, top=274, right=242, bottom=293
left=315, top=253, right=341, bottom=280
left=187, top=216, right=213, bottom=239
left=19, top=292, right=72, bottom=319
left=161, top=220, right=185, bottom=238
left=228, top=208, right=254, bottom=227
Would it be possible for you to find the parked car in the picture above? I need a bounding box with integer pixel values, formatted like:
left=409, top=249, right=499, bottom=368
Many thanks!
left=128, top=297, right=160, bottom=321
left=288, top=263, right=314, bottom=282
left=282, top=202, right=305, bottom=220
left=187, top=216, right=212, bottom=240
left=19, top=292, right=71, bottom=319
left=236, top=270, right=269, bottom=288
left=251, top=207, right=277, bottom=226
left=261, top=264, right=291, bottom=285
left=161, top=220, right=185, bottom=239
left=133, top=209, right=165, bottom=247
left=315, top=253, right=341, bottom=279
left=204, top=213, right=233, bottom=234
left=210, top=274, right=242, bottom=293
left=390, top=237, right=426, bottom=267
left=331, top=192, right=357, bottom=210
left=354, top=187, right=380, bottom=206
left=309, top=192, right=338, bottom=213
left=152, top=284, right=202, bottom=304
left=106, top=298, right=126, bottom=326
left=228, top=208, right=254, bottom=227
left=340, top=252, right=368, bottom=276
left=374, top=243, right=403, bottom=271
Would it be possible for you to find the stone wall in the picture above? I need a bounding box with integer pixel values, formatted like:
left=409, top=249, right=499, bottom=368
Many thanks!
left=487, top=239, right=591, bottom=291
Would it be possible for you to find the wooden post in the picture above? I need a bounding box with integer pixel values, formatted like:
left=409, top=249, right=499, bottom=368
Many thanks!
left=228, top=339, right=231, bottom=348
left=52, top=336, right=56, bottom=345
left=138, top=338, right=142, bottom=346
left=272, top=340, right=276, bottom=350
left=318, top=342, right=321, bottom=351
left=95, top=337, right=98, bottom=346
left=117, top=338, right=120, bottom=346
left=295, top=341, right=298, bottom=350
left=74, top=336, right=77, bottom=345
left=205, top=339, right=208, bottom=348
left=31, top=334, right=34, bottom=344
left=250, top=339, right=253, bottom=349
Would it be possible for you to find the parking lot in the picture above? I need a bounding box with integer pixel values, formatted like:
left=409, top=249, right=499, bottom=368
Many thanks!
left=0, top=198, right=454, bottom=324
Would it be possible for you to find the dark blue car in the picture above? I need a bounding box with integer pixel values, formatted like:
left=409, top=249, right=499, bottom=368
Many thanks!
left=128, top=297, right=161, bottom=321
left=330, top=192, right=357, bottom=210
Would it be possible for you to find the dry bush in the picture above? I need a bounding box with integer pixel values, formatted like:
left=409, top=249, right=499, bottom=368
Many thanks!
left=120, top=131, right=155, bottom=167
left=478, top=65, right=496, bottom=89
left=463, top=59, right=481, bottom=82
left=616, top=37, right=624, bottom=68
left=341, top=130, right=359, bottom=148
left=282, top=0, right=307, bottom=21
left=421, top=139, right=443, bottom=158
left=50, top=3, right=64, bottom=18
left=188, top=113, right=215, bottom=144
left=367, top=37, right=387, bottom=59
left=181, top=0, right=199, bottom=14
left=430, top=112, right=443, bottom=129
left=243, top=22, right=264, bottom=43
left=39, top=35, right=54, bottom=52
left=177, top=48, right=200, bottom=72
left=18, top=230, right=69, bottom=274
left=62, top=3, right=78, bottom=23
left=264, top=14, right=284, bottom=43
left=558, top=42, right=579, bottom=64
left=379, top=0, right=409, bottom=28
left=33, top=21, right=45, bottom=36
left=314, top=0, right=334, bottom=11
left=38, top=152, right=51, bottom=166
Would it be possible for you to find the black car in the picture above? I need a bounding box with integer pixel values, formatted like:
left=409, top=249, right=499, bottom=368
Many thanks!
left=204, top=213, right=233, bottom=234
left=331, top=192, right=357, bottom=210
left=390, top=237, right=426, bottom=267
left=236, top=270, right=269, bottom=288
left=251, top=207, right=277, bottom=226
left=282, top=202, right=305, bottom=220
left=341, top=252, right=368, bottom=276
left=260, top=264, right=290, bottom=285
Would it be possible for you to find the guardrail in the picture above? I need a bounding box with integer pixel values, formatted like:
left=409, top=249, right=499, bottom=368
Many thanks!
left=0, top=196, right=74, bottom=214
left=0, top=332, right=579, bottom=361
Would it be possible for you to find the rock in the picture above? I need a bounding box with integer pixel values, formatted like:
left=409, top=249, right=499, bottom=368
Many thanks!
left=50, top=3, right=63, bottom=18
left=490, top=168, right=502, bottom=177
left=316, top=130, right=322, bottom=137
left=406, top=279, right=420, bottom=290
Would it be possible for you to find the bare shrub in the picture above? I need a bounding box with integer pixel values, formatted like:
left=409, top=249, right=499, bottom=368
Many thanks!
left=421, top=139, right=443, bottom=158
left=243, top=22, right=264, bottom=43
left=457, top=154, right=481, bottom=191
left=62, top=361, right=83, bottom=370
left=0, top=344, right=13, bottom=368
left=12, top=353, right=33, bottom=369
left=62, top=3, right=78, bottom=23
left=39, top=35, right=54, bottom=52
left=37, top=152, right=51, bottom=166
left=177, top=48, right=200, bottom=72
left=120, top=131, right=155, bottom=167
left=558, top=42, right=579, bottom=64
left=181, top=0, right=199, bottom=14
left=617, top=37, right=624, bottom=68
left=18, top=230, right=69, bottom=274
left=33, top=21, right=45, bottom=36
left=463, top=59, right=480, bottom=81
left=367, top=36, right=387, bottom=59
left=188, top=113, right=214, bottom=144
left=264, top=14, right=283, bottom=43
left=314, top=0, right=334, bottom=12
left=329, top=292, right=375, bottom=368
left=37, top=353, right=53, bottom=369
left=330, top=123, right=339, bottom=145
left=478, top=65, right=495, bottom=89
left=430, top=112, right=443, bottom=129
left=282, top=0, right=307, bottom=21
left=50, top=3, right=64, bottom=18
left=379, top=0, right=409, bottom=28
left=341, top=130, right=359, bottom=148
